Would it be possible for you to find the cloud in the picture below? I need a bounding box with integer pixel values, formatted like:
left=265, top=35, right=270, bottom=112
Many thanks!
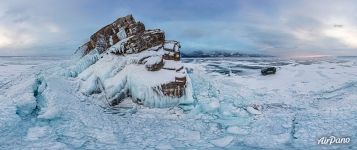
left=231, top=0, right=357, bottom=56
left=0, top=0, right=88, bottom=55
left=323, top=25, right=357, bottom=48
left=0, top=0, right=356, bottom=56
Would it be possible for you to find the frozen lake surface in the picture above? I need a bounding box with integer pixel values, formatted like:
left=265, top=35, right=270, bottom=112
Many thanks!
left=0, top=56, right=356, bottom=149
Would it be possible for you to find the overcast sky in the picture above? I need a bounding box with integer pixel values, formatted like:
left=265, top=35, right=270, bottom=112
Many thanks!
left=0, top=0, right=357, bottom=56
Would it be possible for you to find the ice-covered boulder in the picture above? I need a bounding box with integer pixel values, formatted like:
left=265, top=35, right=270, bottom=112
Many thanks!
left=72, top=14, right=193, bottom=108
left=261, top=67, right=276, bottom=75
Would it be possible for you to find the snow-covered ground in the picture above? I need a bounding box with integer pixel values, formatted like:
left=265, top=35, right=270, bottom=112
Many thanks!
left=0, top=56, right=356, bottom=149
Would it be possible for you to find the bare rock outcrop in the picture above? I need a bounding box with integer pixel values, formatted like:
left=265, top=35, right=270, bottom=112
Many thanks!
left=73, top=14, right=193, bottom=108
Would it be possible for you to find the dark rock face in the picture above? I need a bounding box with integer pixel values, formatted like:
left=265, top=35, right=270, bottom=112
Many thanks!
left=162, top=40, right=181, bottom=61
left=144, top=56, right=164, bottom=71
left=79, top=15, right=166, bottom=56
left=80, top=15, right=140, bottom=55
left=118, top=29, right=165, bottom=54
left=160, top=77, right=187, bottom=97
left=261, top=67, right=277, bottom=75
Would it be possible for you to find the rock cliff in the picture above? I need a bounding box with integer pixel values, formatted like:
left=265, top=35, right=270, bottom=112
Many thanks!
left=71, top=14, right=193, bottom=108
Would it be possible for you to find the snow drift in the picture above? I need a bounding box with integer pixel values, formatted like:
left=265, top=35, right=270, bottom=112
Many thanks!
left=69, top=14, right=194, bottom=108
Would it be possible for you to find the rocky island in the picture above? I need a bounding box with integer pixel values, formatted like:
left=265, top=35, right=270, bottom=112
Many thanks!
left=70, top=14, right=193, bottom=108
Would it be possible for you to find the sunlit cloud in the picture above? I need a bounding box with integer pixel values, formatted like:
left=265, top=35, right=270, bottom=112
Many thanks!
left=323, top=27, right=357, bottom=48
left=0, top=30, right=13, bottom=48
left=0, top=26, right=36, bottom=49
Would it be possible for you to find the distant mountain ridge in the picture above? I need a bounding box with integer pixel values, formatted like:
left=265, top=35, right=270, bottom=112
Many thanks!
left=181, top=50, right=273, bottom=58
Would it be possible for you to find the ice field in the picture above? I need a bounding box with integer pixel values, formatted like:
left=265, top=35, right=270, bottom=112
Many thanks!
left=0, top=56, right=356, bottom=149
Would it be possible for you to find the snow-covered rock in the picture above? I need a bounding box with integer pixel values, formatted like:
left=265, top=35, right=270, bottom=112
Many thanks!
left=246, top=106, right=262, bottom=115
left=71, top=14, right=193, bottom=108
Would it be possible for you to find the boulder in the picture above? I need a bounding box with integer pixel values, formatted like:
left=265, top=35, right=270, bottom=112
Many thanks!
left=261, top=67, right=276, bottom=75
left=144, top=56, right=164, bottom=71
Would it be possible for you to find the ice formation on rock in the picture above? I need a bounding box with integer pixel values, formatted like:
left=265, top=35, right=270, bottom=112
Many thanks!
left=71, top=14, right=193, bottom=108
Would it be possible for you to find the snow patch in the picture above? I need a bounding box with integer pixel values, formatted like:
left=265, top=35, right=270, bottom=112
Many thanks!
left=227, top=126, right=250, bottom=135
left=25, top=126, right=49, bottom=141
left=246, top=106, right=262, bottom=115
left=200, top=100, right=220, bottom=113
left=89, top=128, right=118, bottom=144
left=210, top=136, right=234, bottom=148
left=143, top=56, right=162, bottom=68
left=156, top=143, right=174, bottom=150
